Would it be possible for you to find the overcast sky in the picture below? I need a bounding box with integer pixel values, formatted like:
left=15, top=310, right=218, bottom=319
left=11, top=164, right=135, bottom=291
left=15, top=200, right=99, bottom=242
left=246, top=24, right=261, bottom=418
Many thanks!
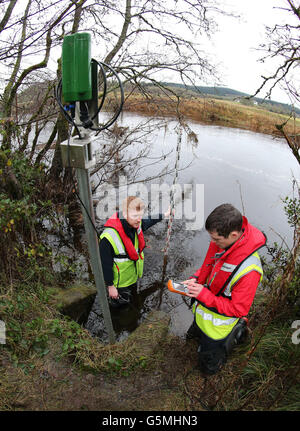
left=205, top=0, right=297, bottom=105
left=1, top=0, right=297, bottom=107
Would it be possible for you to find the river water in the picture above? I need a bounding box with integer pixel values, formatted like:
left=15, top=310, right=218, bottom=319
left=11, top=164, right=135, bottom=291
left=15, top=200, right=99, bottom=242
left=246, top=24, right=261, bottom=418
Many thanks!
left=85, top=113, right=300, bottom=342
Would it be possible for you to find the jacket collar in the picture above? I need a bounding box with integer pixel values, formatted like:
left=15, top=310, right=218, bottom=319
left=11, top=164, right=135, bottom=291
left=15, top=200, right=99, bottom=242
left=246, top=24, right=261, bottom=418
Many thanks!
left=211, top=216, right=266, bottom=261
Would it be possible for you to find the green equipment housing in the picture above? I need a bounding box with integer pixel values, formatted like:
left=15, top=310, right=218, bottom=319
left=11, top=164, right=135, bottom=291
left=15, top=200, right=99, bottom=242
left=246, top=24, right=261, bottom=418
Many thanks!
left=62, top=32, right=92, bottom=102
left=61, top=32, right=99, bottom=128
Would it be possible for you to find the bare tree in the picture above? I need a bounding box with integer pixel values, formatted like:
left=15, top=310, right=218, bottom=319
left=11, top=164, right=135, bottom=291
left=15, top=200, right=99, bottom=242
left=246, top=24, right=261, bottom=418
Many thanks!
left=0, top=0, right=229, bottom=237
left=0, top=0, right=18, bottom=35
left=253, top=0, right=300, bottom=105
left=0, top=0, right=88, bottom=149
left=252, top=1, right=300, bottom=169
left=1, top=0, right=224, bottom=147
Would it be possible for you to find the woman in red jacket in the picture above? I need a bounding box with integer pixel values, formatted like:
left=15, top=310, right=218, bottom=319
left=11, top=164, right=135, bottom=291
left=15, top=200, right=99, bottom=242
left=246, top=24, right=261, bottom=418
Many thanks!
left=183, top=203, right=266, bottom=375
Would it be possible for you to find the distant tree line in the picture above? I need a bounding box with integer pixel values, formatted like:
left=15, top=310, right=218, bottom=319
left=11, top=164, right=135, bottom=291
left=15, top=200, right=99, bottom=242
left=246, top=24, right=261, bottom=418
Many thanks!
left=157, top=82, right=300, bottom=116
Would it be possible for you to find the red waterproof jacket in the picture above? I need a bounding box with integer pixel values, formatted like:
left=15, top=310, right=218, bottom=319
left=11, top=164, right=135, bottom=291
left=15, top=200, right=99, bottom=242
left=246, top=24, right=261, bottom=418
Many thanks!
left=104, top=212, right=145, bottom=261
left=193, top=217, right=266, bottom=317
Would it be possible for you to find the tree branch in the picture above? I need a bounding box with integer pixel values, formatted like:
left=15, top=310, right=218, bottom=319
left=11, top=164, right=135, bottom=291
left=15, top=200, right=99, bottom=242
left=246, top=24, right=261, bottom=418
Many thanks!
left=0, top=0, right=18, bottom=34
left=104, top=0, right=132, bottom=65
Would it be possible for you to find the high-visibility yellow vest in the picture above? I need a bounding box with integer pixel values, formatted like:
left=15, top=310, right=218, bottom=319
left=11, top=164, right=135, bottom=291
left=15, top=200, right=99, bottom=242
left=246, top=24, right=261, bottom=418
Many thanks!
left=193, top=252, right=263, bottom=340
left=100, top=227, right=144, bottom=288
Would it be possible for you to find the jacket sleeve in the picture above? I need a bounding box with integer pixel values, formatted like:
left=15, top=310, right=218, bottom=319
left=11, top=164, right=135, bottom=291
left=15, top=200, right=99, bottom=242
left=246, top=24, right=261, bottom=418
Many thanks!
left=99, top=237, right=114, bottom=286
left=192, top=242, right=216, bottom=284
left=192, top=266, right=208, bottom=284
left=142, top=214, right=163, bottom=231
left=196, top=270, right=261, bottom=317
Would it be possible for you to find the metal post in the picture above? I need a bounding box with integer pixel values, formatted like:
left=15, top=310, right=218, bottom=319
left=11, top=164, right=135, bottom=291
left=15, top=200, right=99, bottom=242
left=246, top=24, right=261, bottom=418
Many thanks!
left=75, top=167, right=116, bottom=344
left=59, top=33, right=116, bottom=343
left=60, top=130, right=116, bottom=344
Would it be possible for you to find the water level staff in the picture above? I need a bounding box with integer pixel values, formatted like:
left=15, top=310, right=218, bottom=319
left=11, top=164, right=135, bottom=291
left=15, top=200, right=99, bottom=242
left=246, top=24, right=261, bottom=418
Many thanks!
left=100, top=196, right=170, bottom=307
left=183, top=203, right=266, bottom=375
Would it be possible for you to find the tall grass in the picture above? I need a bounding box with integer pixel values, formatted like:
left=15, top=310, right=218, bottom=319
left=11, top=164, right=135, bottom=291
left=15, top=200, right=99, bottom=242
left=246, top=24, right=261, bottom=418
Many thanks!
left=123, top=93, right=300, bottom=137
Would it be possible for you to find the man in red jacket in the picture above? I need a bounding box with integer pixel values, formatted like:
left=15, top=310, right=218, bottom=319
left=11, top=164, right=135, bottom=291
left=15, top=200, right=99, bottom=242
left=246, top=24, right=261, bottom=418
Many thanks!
left=183, top=203, right=266, bottom=375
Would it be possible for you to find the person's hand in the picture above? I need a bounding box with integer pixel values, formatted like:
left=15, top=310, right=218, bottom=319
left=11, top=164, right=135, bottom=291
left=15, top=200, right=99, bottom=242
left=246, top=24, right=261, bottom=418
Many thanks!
left=164, top=206, right=174, bottom=219
left=182, top=278, right=196, bottom=285
left=184, top=280, right=204, bottom=298
left=108, top=285, right=119, bottom=299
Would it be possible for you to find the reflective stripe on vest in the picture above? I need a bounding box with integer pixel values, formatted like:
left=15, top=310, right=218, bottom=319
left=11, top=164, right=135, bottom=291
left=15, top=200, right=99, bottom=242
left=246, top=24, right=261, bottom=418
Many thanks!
left=194, top=251, right=263, bottom=340
left=100, top=228, right=144, bottom=288
left=222, top=252, right=263, bottom=297
left=114, top=257, right=131, bottom=263
left=220, top=262, right=237, bottom=273
left=103, top=228, right=125, bottom=254
left=194, top=303, right=239, bottom=340
left=195, top=307, right=238, bottom=327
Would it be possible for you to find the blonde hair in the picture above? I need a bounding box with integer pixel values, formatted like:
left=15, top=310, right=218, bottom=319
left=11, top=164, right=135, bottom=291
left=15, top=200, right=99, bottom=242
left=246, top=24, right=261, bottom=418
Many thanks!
left=122, top=196, right=145, bottom=214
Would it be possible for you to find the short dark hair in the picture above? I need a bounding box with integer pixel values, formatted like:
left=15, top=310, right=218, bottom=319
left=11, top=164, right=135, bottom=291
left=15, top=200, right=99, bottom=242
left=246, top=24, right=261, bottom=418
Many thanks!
left=205, top=204, right=243, bottom=238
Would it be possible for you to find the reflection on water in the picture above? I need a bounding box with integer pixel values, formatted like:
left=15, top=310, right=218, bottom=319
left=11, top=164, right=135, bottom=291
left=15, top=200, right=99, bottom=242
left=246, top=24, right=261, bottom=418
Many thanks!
left=85, top=114, right=300, bottom=342
left=85, top=281, right=164, bottom=342
left=85, top=279, right=194, bottom=343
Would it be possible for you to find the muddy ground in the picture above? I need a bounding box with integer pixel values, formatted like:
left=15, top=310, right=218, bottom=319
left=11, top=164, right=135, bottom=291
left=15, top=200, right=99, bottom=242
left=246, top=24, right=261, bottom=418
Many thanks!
left=1, top=311, right=217, bottom=412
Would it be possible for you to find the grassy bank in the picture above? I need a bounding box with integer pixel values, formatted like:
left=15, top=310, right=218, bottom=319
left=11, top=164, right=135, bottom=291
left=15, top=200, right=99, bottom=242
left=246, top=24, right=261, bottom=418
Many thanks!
left=0, top=271, right=197, bottom=411
left=1, top=262, right=299, bottom=411
left=122, top=93, right=300, bottom=137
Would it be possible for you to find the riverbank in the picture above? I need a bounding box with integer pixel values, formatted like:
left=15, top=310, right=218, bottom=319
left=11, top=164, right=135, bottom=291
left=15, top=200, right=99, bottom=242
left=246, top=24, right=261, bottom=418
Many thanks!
left=0, top=97, right=299, bottom=413
left=122, top=93, right=300, bottom=137
left=0, top=282, right=202, bottom=412
left=1, top=270, right=299, bottom=412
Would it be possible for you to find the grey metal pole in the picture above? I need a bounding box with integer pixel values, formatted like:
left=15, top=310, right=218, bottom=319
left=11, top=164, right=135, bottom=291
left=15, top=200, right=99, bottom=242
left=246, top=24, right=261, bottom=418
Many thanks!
left=75, top=167, right=116, bottom=344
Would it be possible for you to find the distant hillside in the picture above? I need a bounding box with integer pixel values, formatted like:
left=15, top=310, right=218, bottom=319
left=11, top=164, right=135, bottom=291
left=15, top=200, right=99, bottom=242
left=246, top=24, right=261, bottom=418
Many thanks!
left=158, top=82, right=300, bottom=117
